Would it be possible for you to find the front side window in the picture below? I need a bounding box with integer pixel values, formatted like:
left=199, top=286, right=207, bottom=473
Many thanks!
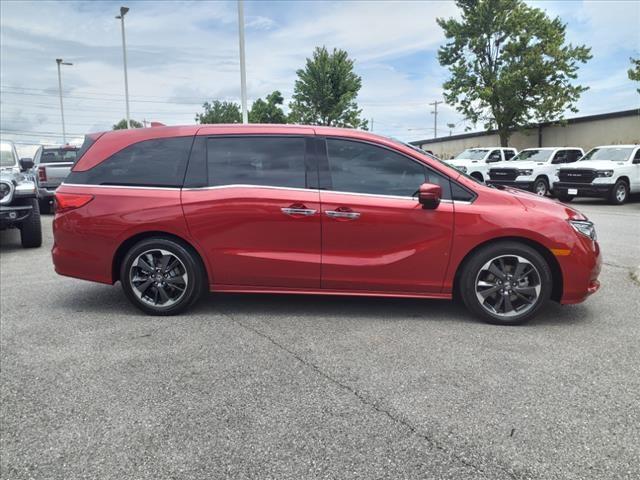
left=207, top=137, right=307, bottom=188
left=504, top=150, right=516, bottom=160
left=326, top=139, right=426, bottom=197
left=487, top=150, right=502, bottom=162
left=66, top=136, right=192, bottom=187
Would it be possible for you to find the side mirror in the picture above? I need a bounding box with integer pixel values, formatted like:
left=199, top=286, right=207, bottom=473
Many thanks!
left=418, top=183, right=442, bottom=210
left=19, top=158, right=34, bottom=171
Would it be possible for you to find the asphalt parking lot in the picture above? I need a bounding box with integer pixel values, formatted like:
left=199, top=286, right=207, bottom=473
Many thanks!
left=1, top=199, right=639, bottom=480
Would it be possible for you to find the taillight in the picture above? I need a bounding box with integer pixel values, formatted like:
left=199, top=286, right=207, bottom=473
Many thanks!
left=54, top=192, right=94, bottom=213
left=38, top=166, right=47, bottom=182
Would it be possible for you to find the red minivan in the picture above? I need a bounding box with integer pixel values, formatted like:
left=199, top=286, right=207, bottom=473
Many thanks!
left=52, top=125, right=601, bottom=325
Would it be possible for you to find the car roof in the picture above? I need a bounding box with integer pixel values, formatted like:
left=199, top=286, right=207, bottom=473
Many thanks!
left=591, top=144, right=639, bottom=148
left=521, top=147, right=582, bottom=151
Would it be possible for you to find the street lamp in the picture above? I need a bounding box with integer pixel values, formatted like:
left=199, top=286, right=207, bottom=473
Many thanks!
left=115, top=6, right=131, bottom=129
left=55, top=58, right=73, bottom=144
left=237, top=0, right=248, bottom=124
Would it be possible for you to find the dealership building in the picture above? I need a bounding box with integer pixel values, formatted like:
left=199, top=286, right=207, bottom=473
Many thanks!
left=411, top=109, right=640, bottom=159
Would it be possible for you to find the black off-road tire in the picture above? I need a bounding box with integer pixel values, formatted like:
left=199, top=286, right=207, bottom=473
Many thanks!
left=458, top=241, right=553, bottom=326
left=20, top=199, right=42, bottom=248
left=120, top=237, right=207, bottom=316
left=556, top=193, right=574, bottom=203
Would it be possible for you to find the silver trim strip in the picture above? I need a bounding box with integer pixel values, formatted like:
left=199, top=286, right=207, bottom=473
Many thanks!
left=62, top=183, right=181, bottom=191
left=281, top=207, right=317, bottom=216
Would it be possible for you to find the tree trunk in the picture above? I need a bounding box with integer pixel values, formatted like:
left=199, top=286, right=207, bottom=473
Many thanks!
left=498, top=130, right=509, bottom=147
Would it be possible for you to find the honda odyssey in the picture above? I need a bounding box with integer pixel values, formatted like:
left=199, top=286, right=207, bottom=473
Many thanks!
left=52, top=125, right=601, bottom=325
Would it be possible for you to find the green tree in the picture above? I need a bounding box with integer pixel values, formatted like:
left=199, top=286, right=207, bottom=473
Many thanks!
left=249, top=91, right=287, bottom=124
left=289, top=46, right=368, bottom=129
left=437, top=0, right=592, bottom=146
left=196, top=100, right=242, bottom=124
left=112, top=118, right=143, bottom=130
left=628, top=57, right=640, bottom=93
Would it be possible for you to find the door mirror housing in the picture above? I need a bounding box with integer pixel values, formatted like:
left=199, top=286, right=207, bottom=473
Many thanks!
left=19, top=158, right=34, bottom=171
left=418, top=183, right=442, bottom=209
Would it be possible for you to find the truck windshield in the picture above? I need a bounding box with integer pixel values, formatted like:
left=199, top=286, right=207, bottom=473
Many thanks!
left=0, top=143, right=17, bottom=167
left=512, top=150, right=552, bottom=162
left=454, top=149, right=489, bottom=160
left=580, top=147, right=634, bottom=162
left=41, top=147, right=78, bottom=163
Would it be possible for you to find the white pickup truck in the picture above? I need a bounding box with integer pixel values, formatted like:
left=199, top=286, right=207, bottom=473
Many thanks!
left=445, top=147, right=518, bottom=182
left=553, top=145, right=640, bottom=205
left=32, top=144, right=79, bottom=213
left=486, top=147, right=584, bottom=196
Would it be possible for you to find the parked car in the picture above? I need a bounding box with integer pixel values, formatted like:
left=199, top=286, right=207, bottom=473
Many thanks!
left=33, top=144, right=79, bottom=213
left=553, top=145, right=640, bottom=204
left=0, top=141, right=42, bottom=248
left=52, top=125, right=601, bottom=325
left=446, top=147, right=518, bottom=182
left=486, top=147, right=584, bottom=196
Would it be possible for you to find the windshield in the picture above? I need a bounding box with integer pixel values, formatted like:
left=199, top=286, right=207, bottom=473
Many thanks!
left=40, top=147, right=79, bottom=164
left=454, top=149, right=489, bottom=160
left=580, top=147, right=634, bottom=162
left=512, top=149, right=553, bottom=162
left=0, top=143, right=17, bottom=167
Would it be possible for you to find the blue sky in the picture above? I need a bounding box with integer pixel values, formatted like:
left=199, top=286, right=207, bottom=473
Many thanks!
left=1, top=0, right=638, bottom=146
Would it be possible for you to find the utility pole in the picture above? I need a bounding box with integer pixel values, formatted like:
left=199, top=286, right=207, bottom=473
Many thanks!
left=237, top=0, right=248, bottom=124
left=56, top=58, right=73, bottom=144
left=370, top=118, right=374, bottom=132
left=116, top=6, right=131, bottom=129
left=429, top=100, right=443, bottom=139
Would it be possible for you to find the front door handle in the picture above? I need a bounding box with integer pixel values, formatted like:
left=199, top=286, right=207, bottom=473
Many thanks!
left=326, top=210, right=361, bottom=220
left=281, top=207, right=317, bottom=217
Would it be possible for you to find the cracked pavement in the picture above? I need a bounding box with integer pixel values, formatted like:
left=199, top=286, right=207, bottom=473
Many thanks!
left=1, top=199, right=639, bottom=479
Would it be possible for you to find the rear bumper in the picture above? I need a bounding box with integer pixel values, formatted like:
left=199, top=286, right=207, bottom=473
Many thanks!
left=0, top=205, right=33, bottom=227
left=37, top=187, right=58, bottom=200
left=486, top=180, right=534, bottom=191
left=553, top=182, right=612, bottom=198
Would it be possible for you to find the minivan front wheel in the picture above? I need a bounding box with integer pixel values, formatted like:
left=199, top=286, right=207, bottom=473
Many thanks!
left=120, top=238, right=205, bottom=315
left=459, top=242, right=552, bottom=325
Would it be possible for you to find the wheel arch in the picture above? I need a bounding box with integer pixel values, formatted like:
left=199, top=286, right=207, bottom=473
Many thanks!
left=452, top=236, right=563, bottom=302
left=112, top=230, right=209, bottom=284
left=616, top=176, right=630, bottom=186
left=470, top=171, right=484, bottom=182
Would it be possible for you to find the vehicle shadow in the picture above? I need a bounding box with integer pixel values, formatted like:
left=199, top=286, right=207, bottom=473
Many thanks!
left=0, top=228, right=23, bottom=253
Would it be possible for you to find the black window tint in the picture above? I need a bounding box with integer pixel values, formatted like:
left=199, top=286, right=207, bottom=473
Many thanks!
left=451, top=182, right=475, bottom=202
left=207, top=137, right=307, bottom=188
left=66, top=137, right=192, bottom=187
left=634, top=149, right=640, bottom=160
left=425, top=168, right=452, bottom=200
left=504, top=150, right=516, bottom=160
left=327, top=139, right=426, bottom=196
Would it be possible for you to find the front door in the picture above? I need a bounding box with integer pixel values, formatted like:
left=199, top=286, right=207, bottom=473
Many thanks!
left=319, top=138, right=454, bottom=293
left=182, top=134, right=321, bottom=288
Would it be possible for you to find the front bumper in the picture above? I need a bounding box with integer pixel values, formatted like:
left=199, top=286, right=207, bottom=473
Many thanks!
left=553, top=182, right=612, bottom=198
left=486, top=180, right=534, bottom=191
left=0, top=204, right=33, bottom=227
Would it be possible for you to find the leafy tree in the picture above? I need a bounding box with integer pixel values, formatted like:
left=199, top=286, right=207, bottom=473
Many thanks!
left=196, top=100, right=242, bottom=124
left=289, top=46, right=368, bottom=129
left=112, top=118, right=143, bottom=130
left=628, top=57, right=640, bottom=93
left=437, top=0, right=592, bottom=146
left=249, top=91, right=287, bottom=124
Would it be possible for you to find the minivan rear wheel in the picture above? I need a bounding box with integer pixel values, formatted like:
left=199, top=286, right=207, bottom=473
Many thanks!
left=459, top=241, right=552, bottom=325
left=120, top=238, right=205, bottom=315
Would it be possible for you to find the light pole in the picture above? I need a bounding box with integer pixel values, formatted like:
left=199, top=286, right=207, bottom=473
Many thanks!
left=237, top=0, right=248, bottom=124
left=56, top=58, right=73, bottom=144
left=116, top=6, right=131, bottom=128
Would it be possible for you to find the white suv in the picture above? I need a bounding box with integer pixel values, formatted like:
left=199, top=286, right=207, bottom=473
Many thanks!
left=487, top=147, right=584, bottom=196
left=446, top=147, right=517, bottom=182
left=553, top=145, right=640, bottom=205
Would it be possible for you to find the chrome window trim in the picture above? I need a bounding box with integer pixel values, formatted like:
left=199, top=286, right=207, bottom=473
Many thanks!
left=62, top=183, right=181, bottom=191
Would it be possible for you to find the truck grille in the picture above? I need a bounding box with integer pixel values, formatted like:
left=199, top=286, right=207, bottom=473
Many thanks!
left=557, top=169, right=596, bottom=184
left=489, top=168, right=518, bottom=181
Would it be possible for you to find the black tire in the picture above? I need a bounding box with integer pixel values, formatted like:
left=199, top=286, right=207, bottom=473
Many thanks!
left=20, top=199, right=42, bottom=248
left=120, top=237, right=206, bottom=315
left=533, top=177, right=549, bottom=196
left=556, top=193, right=574, bottom=203
left=39, top=199, right=52, bottom=214
left=458, top=241, right=553, bottom=325
left=470, top=172, right=484, bottom=183
left=608, top=180, right=629, bottom=205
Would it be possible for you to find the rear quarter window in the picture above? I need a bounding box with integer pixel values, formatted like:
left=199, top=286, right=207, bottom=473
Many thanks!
left=65, top=136, right=193, bottom=187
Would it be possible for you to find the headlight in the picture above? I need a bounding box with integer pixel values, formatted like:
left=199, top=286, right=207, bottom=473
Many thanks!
left=569, top=220, right=596, bottom=241
left=456, top=165, right=467, bottom=173
left=595, top=170, right=613, bottom=178
left=0, top=180, right=14, bottom=204
left=517, top=169, right=533, bottom=176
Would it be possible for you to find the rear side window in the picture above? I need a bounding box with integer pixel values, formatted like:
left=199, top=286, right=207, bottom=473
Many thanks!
left=73, top=133, right=102, bottom=166
left=326, top=139, right=426, bottom=197
left=207, top=137, right=307, bottom=188
left=66, top=136, right=192, bottom=187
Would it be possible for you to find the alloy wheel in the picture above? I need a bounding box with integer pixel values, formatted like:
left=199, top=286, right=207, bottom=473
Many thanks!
left=535, top=181, right=547, bottom=196
left=475, top=255, right=542, bottom=318
left=129, top=249, right=188, bottom=307
left=615, top=184, right=627, bottom=203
